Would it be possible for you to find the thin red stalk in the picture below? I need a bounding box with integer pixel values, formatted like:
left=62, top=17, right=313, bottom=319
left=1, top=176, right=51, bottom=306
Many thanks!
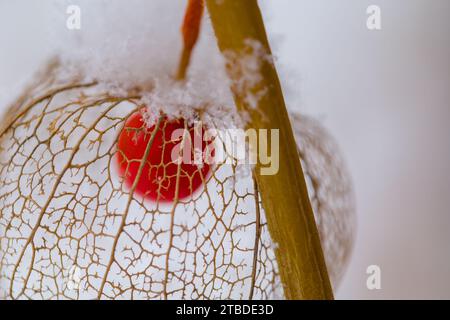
left=176, top=0, right=204, bottom=80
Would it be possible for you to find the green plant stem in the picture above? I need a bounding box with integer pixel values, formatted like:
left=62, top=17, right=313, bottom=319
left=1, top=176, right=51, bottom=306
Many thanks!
left=206, top=0, right=334, bottom=300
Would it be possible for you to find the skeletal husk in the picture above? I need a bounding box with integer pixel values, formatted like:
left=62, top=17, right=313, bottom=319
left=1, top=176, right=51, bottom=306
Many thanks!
left=0, top=64, right=355, bottom=299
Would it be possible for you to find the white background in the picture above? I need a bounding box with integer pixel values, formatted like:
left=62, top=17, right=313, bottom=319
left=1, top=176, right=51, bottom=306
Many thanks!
left=1, top=0, right=450, bottom=299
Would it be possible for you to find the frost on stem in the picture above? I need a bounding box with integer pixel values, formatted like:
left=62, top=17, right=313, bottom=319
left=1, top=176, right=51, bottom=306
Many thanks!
left=0, top=64, right=355, bottom=299
left=223, top=39, right=272, bottom=115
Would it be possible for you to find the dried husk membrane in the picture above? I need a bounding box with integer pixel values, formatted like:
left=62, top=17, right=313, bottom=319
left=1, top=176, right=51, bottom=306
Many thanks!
left=0, top=65, right=355, bottom=299
left=292, top=113, right=356, bottom=287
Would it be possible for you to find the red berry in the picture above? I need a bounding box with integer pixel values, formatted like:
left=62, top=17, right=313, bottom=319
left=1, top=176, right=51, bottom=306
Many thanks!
left=116, top=111, right=213, bottom=203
